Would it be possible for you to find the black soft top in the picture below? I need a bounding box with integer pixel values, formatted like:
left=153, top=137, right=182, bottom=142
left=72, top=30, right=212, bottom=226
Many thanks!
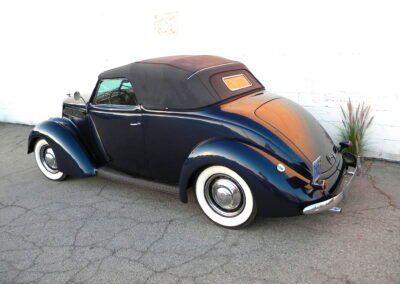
left=99, top=55, right=264, bottom=110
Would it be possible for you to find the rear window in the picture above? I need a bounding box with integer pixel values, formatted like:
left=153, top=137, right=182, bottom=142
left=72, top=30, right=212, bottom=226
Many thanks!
left=210, top=69, right=263, bottom=100
left=222, top=74, right=252, bottom=91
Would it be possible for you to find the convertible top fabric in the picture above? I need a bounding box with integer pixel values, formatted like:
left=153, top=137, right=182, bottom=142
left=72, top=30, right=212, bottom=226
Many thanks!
left=99, top=55, right=264, bottom=110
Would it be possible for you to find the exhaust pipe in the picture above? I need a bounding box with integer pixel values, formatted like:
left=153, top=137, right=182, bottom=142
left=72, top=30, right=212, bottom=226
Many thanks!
left=329, top=207, right=342, bottom=213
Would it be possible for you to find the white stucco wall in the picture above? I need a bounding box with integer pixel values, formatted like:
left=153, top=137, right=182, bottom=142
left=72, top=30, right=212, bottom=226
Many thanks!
left=0, top=0, right=399, bottom=160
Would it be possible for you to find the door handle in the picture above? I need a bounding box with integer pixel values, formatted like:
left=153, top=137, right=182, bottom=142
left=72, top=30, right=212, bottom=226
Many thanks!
left=129, top=122, right=141, bottom=126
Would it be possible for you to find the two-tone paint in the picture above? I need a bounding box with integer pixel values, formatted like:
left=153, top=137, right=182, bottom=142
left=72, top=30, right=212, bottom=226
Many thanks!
left=28, top=90, right=355, bottom=217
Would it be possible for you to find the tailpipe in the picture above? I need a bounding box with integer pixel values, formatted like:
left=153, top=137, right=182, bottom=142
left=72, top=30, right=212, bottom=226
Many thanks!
left=329, top=207, right=342, bottom=213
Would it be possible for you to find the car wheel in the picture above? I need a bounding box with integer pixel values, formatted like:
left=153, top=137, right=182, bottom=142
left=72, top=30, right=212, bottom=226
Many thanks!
left=34, top=139, right=67, bottom=181
left=195, top=165, right=256, bottom=228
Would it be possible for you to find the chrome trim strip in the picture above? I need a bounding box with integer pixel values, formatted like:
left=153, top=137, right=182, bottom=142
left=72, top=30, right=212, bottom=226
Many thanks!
left=186, top=62, right=237, bottom=80
left=89, top=103, right=140, bottom=113
left=303, top=165, right=358, bottom=214
left=140, top=105, right=191, bottom=114
left=90, top=110, right=141, bottom=117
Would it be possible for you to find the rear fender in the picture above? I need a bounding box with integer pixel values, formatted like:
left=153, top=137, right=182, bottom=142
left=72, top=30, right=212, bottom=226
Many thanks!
left=179, top=139, right=317, bottom=217
left=28, top=118, right=96, bottom=177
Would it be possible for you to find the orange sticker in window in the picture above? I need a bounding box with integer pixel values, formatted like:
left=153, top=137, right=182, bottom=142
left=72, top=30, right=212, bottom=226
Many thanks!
left=222, top=74, right=252, bottom=91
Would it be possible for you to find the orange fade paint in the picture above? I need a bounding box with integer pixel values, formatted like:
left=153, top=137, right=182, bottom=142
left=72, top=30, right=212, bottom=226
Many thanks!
left=249, top=145, right=312, bottom=187
left=255, top=99, right=318, bottom=162
left=220, top=93, right=314, bottom=165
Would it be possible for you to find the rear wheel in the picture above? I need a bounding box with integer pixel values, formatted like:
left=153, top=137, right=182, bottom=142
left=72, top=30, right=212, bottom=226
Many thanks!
left=34, top=139, right=67, bottom=181
left=195, top=165, right=256, bottom=229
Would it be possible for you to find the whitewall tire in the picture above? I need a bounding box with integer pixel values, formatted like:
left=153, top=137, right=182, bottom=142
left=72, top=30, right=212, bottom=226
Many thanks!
left=195, top=165, right=256, bottom=228
left=34, top=139, right=67, bottom=181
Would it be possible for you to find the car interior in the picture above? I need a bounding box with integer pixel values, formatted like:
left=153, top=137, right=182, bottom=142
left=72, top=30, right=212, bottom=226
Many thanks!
left=94, top=79, right=137, bottom=106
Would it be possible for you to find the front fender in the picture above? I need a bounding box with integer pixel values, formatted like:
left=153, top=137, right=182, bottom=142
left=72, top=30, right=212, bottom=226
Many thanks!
left=179, top=139, right=319, bottom=217
left=28, top=118, right=96, bottom=177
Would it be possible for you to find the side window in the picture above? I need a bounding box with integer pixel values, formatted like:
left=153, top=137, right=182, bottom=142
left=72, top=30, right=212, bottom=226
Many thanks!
left=93, top=79, right=137, bottom=106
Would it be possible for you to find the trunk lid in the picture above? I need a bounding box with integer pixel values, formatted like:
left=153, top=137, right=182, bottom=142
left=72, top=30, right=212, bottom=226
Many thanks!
left=254, top=97, right=337, bottom=173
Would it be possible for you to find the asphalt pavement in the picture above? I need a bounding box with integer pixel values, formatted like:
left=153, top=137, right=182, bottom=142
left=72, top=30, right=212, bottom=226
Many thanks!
left=0, top=123, right=399, bottom=283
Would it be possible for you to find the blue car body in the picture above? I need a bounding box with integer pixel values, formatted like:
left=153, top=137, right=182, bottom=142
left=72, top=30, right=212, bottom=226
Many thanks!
left=28, top=55, right=357, bottom=219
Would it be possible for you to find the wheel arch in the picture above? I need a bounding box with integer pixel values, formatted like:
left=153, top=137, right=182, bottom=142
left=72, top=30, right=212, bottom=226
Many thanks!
left=28, top=118, right=96, bottom=177
left=179, top=139, right=311, bottom=217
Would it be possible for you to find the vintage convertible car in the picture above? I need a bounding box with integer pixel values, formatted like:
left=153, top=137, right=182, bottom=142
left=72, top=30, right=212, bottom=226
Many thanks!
left=28, top=55, right=358, bottom=228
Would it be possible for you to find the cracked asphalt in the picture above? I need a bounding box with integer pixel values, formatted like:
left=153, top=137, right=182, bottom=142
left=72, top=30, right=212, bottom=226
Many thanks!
left=0, top=123, right=399, bottom=284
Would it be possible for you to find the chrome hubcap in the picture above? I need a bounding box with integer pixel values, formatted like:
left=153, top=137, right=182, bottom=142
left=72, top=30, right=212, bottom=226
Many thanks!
left=40, top=146, right=58, bottom=173
left=204, top=174, right=245, bottom=217
left=212, top=179, right=242, bottom=210
left=44, top=148, right=57, bottom=169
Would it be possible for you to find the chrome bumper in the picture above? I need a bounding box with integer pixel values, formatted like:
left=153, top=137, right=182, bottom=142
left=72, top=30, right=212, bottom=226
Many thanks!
left=303, top=164, right=358, bottom=215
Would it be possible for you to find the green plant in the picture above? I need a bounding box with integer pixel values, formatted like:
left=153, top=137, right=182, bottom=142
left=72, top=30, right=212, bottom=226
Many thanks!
left=339, top=99, right=374, bottom=155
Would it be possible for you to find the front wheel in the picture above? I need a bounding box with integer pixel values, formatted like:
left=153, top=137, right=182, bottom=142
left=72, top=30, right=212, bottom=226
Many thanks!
left=195, top=165, right=256, bottom=229
left=34, top=139, right=67, bottom=181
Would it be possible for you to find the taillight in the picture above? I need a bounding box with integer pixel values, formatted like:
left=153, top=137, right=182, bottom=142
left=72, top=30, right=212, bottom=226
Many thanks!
left=339, top=141, right=352, bottom=152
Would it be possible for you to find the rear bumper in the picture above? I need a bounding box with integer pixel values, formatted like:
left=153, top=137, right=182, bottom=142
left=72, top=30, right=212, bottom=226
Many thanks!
left=302, top=160, right=358, bottom=215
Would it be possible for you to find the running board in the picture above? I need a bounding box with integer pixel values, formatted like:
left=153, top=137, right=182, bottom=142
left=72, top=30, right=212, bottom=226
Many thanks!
left=96, top=167, right=179, bottom=196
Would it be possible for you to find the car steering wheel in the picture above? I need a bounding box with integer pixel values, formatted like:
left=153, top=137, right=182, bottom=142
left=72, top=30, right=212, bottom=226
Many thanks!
left=108, top=90, right=125, bottom=104
left=110, top=90, right=135, bottom=105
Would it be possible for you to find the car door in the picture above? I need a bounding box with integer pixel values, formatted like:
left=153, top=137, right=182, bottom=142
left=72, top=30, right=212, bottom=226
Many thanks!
left=88, top=78, right=147, bottom=176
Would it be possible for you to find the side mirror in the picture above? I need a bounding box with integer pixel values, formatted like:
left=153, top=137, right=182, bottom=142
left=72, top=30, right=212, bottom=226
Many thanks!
left=73, top=91, right=81, bottom=101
